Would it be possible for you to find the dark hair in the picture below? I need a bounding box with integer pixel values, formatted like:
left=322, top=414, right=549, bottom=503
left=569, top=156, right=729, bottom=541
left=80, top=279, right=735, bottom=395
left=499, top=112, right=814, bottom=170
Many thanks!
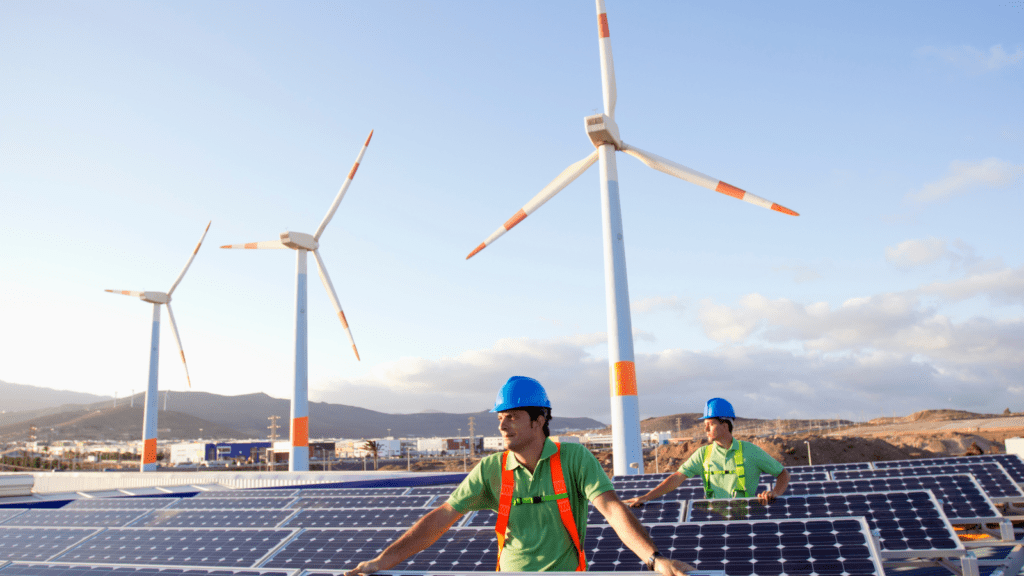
left=522, top=406, right=552, bottom=437
left=717, top=417, right=734, bottom=433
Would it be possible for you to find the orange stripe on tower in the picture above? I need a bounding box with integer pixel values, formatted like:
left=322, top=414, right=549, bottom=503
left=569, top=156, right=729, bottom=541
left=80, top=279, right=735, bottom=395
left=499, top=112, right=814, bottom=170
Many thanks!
left=143, top=438, right=158, bottom=464
left=599, top=14, right=610, bottom=38
left=715, top=181, right=746, bottom=200
left=293, top=416, right=309, bottom=447
left=348, top=162, right=360, bottom=180
left=610, top=361, right=637, bottom=396
left=504, top=209, right=527, bottom=230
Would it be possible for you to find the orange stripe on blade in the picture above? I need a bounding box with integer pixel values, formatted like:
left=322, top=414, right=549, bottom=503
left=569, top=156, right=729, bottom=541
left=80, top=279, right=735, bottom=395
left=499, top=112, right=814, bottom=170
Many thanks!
left=466, top=243, right=486, bottom=260
left=771, top=204, right=799, bottom=216
left=365, top=130, right=373, bottom=146
left=348, top=162, right=360, bottom=180
left=611, top=361, right=637, bottom=396
left=337, top=310, right=349, bottom=329
left=353, top=344, right=360, bottom=361
left=143, top=438, right=158, bottom=464
left=715, top=181, right=746, bottom=200
left=503, top=209, right=527, bottom=230
left=293, top=416, right=309, bottom=447
left=244, top=242, right=258, bottom=249
left=599, top=14, right=610, bottom=38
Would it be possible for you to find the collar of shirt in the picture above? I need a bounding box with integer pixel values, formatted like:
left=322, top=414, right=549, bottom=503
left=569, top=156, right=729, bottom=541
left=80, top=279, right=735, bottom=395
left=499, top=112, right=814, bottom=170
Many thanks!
left=504, top=438, right=557, bottom=470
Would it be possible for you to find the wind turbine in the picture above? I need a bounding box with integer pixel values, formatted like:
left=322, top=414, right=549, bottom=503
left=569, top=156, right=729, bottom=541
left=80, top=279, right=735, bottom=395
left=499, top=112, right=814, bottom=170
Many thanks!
left=106, top=221, right=211, bottom=472
left=466, top=1, right=798, bottom=476
left=222, top=130, right=371, bottom=472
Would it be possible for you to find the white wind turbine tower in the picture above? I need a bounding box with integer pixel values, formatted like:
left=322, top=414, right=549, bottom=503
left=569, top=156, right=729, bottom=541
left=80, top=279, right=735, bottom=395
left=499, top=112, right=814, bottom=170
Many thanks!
left=222, top=131, right=372, bottom=472
left=466, top=1, right=798, bottom=476
left=106, top=221, right=211, bottom=472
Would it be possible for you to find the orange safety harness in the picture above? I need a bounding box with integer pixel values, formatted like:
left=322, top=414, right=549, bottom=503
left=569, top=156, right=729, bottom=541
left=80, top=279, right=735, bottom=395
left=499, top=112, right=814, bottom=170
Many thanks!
left=494, top=442, right=586, bottom=571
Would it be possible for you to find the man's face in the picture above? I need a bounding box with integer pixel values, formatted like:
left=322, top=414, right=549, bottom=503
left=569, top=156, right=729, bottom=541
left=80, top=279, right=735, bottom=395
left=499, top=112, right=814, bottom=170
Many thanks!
left=497, top=409, right=543, bottom=451
left=704, top=418, right=730, bottom=445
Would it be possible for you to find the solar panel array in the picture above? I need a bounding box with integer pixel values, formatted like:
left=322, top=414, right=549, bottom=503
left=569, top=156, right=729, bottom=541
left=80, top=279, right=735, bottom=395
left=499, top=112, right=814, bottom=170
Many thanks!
left=832, top=462, right=1024, bottom=500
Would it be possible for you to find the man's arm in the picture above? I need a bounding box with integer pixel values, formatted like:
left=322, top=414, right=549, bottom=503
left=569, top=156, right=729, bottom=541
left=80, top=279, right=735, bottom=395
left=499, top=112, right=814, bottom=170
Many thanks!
left=593, top=491, right=694, bottom=575
left=344, top=503, right=463, bottom=576
left=757, top=469, right=790, bottom=503
left=622, top=471, right=687, bottom=507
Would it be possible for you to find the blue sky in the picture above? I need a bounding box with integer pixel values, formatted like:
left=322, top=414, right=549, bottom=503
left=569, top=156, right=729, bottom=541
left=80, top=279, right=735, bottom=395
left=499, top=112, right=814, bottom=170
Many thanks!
left=1, top=1, right=1022, bottom=425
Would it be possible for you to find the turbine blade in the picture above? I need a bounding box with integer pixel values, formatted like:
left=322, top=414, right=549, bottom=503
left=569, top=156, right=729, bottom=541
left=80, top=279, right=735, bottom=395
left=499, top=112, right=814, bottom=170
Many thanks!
left=596, top=0, right=617, bottom=118
left=314, top=130, right=373, bottom=241
left=466, top=150, right=599, bottom=259
left=622, top=144, right=799, bottom=216
left=167, top=221, right=211, bottom=296
left=164, top=302, right=192, bottom=388
left=105, top=290, right=144, bottom=297
left=220, top=240, right=288, bottom=249
left=312, top=249, right=360, bottom=361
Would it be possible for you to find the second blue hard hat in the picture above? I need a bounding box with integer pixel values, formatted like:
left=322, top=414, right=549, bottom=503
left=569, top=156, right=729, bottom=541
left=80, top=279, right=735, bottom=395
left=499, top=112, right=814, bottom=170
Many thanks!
left=701, top=397, right=736, bottom=420
left=491, top=376, right=551, bottom=412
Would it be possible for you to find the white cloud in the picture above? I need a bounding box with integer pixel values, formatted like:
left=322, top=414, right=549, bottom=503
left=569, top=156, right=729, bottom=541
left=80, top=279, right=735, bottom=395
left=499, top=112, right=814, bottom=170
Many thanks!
left=919, top=266, right=1024, bottom=306
left=632, top=295, right=685, bottom=315
left=908, top=158, right=1024, bottom=204
left=885, top=237, right=946, bottom=268
left=917, top=44, right=1024, bottom=72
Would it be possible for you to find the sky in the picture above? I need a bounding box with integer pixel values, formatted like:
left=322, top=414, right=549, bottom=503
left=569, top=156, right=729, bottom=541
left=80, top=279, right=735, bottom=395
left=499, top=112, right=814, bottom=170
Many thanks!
left=1, top=1, right=1022, bottom=426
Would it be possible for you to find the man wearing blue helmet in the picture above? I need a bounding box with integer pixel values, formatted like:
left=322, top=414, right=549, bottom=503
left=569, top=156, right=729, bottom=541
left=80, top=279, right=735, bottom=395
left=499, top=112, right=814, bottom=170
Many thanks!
left=625, top=398, right=789, bottom=506
left=345, top=376, right=695, bottom=575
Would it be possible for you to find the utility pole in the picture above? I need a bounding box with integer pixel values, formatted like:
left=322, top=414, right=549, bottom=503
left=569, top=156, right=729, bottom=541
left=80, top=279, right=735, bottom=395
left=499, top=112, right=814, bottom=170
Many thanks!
left=468, top=417, right=476, bottom=458
left=268, top=415, right=280, bottom=471
left=675, top=417, right=681, bottom=434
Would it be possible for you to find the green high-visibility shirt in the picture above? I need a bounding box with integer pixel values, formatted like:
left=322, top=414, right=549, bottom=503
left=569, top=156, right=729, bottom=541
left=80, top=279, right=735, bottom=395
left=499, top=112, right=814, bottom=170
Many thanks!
left=447, top=438, right=614, bottom=571
left=678, top=438, right=785, bottom=498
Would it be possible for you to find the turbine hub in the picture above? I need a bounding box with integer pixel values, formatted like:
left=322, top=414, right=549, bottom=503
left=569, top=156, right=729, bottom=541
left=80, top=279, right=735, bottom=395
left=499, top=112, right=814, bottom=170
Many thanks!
left=280, top=231, right=319, bottom=251
left=585, top=113, right=622, bottom=150
left=141, top=291, right=169, bottom=304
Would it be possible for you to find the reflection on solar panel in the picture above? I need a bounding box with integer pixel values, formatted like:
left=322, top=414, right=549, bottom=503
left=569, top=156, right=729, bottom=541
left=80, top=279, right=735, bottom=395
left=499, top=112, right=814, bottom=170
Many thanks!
left=461, top=501, right=683, bottom=528
left=598, top=518, right=884, bottom=574
left=832, top=463, right=1024, bottom=500
left=194, top=489, right=299, bottom=498
left=687, top=491, right=963, bottom=558
left=787, top=463, right=873, bottom=472
left=0, top=509, right=26, bottom=522
left=283, top=508, right=427, bottom=528
left=259, top=528, right=406, bottom=571
left=62, top=499, right=178, bottom=511
left=298, top=488, right=408, bottom=496
left=1, top=510, right=144, bottom=528
left=290, top=496, right=433, bottom=509
left=133, top=510, right=295, bottom=528
left=0, top=564, right=294, bottom=576
left=406, top=485, right=457, bottom=496
left=0, top=528, right=100, bottom=562
left=52, top=528, right=296, bottom=568
left=168, top=498, right=295, bottom=510
left=614, top=485, right=769, bottom=503
left=874, top=454, right=1024, bottom=483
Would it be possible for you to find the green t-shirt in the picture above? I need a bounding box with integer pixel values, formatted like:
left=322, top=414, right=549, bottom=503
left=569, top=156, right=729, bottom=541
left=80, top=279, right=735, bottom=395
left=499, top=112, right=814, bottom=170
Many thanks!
left=447, top=439, right=614, bottom=571
left=678, top=439, right=784, bottom=498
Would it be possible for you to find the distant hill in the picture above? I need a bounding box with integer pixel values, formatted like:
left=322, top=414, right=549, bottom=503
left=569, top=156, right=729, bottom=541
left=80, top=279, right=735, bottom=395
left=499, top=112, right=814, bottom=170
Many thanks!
left=0, top=384, right=606, bottom=442
left=0, top=380, right=112, bottom=413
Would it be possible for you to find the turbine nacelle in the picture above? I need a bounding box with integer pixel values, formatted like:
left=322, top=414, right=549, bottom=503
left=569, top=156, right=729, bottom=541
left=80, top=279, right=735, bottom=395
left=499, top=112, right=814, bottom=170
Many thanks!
left=585, top=113, right=622, bottom=150
left=141, top=291, right=170, bottom=305
left=281, top=231, right=319, bottom=251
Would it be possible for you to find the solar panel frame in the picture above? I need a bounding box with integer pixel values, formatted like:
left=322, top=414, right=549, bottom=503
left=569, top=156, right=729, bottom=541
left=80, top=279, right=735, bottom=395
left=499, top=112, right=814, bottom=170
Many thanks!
left=1, top=511, right=147, bottom=528
left=833, top=462, right=1024, bottom=502
left=193, top=489, right=300, bottom=498
left=786, top=463, right=874, bottom=472
left=61, top=499, right=179, bottom=511
left=685, top=490, right=966, bottom=559
left=0, top=562, right=300, bottom=576
left=166, top=497, right=297, bottom=511
left=0, top=528, right=102, bottom=563
left=131, top=509, right=299, bottom=529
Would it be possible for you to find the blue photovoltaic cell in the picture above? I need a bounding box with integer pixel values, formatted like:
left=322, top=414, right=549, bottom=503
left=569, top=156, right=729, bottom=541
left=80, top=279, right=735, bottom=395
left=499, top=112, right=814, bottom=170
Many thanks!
left=1, top=510, right=144, bottom=528
left=62, top=499, right=178, bottom=511
left=283, top=508, right=427, bottom=528
left=787, top=463, right=873, bottom=472
left=297, top=488, right=408, bottom=497
left=0, top=528, right=100, bottom=562
left=167, top=497, right=295, bottom=510
left=686, top=490, right=962, bottom=556
left=614, top=485, right=769, bottom=503
left=593, top=518, right=883, bottom=574
left=784, top=474, right=1000, bottom=521
left=463, top=501, right=683, bottom=528
left=193, top=489, right=299, bottom=498
left=874, top=454, right=1024, bottom=483
left=259, top=528, right=407, bottom=571
left=290, top=496, right=433, bottom=509
left=0, top=564, right=294, bottom=576
left=832, top=463, right=1023, bottom=499
left=132, top=509, right=294, bottom=528
left=52, top=528, right=295, bottom=568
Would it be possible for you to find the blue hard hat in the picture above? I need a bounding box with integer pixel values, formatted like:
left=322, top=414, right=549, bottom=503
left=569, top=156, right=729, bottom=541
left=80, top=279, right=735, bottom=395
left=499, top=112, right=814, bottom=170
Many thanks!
left=700, top=398, right=736, bottom=420
left=491, top=376, right=551, bottom=412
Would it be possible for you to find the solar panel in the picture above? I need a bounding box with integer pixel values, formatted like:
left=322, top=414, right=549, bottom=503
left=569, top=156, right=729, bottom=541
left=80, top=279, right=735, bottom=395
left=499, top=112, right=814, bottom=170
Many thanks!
left=461, top=501, right=684, bottom=528
left=686, top=490, right=964, bottom=558
left=167, top=497, right=295, bottom=511
left=0, top=564, right=295, bottom=576
left=282, top=508, right=428, bottom=528
left=52, top=528, right=297, bottom=568
left=787, top=463, right=874, bottom=472
left=132, top=510, right=296, bottom=529
left=1, top=510, right=145, bottom=528
left=0, top=509, right=27, bottom=522
left=258, top=528, right=407, bottom=571
left=406, top=485, right=458, bottom=496
left=875, top=454, right=1024, bottom=483
left=594, top=518, right=885, bottom=574
left=614, top=485, right=769, bottom=503
left=0, top=528, right=100, bottom=562
left=784, top=474, right=1001, bottom=522
left=193, top=489, right=299, bottom=498
left=290, top=496, right=434, bottom=509
left=298, top=488, right=408, bottom=496
left=62, top=499, right=178, bottom=511
left=832, top=462, right=1024, bottom=501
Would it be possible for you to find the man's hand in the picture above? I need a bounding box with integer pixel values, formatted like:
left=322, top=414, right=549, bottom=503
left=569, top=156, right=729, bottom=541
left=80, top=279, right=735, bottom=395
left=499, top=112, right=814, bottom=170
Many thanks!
left=344, top=559, right=381, bottom=576
left=757, top=489, right=779, bottom=504
left=654, top=556, right=695, bottom=575
left=623, top=496, right=646, bottom=508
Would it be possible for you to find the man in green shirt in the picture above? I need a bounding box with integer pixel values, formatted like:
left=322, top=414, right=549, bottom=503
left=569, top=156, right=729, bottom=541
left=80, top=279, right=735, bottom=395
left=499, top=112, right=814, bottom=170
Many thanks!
left=344, top=376, right=694, bottom=574
left=625, top=398, right=790, bottom=506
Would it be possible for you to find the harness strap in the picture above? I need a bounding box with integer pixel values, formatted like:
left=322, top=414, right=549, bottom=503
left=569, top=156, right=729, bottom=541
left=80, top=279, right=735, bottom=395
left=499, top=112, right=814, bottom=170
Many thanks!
left=494, top=443, right=587, bottom=571
left=702, top=440, right=746, bottom=498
